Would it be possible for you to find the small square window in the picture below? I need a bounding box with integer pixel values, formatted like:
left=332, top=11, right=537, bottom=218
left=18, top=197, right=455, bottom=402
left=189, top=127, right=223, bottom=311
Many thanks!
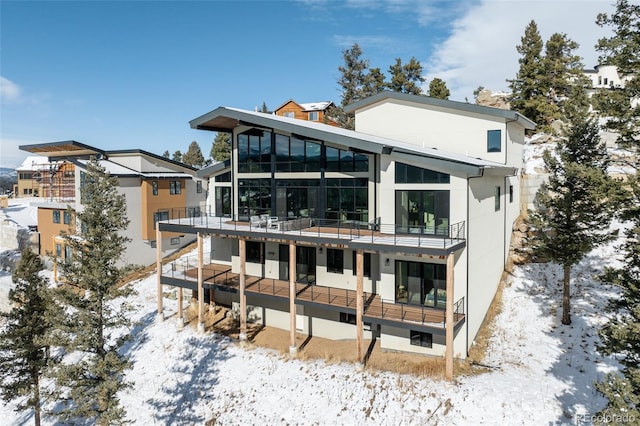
left=339, top=312, right=357, bottom=324
left=495, top=186, right=501, bottom=211
left=308, top=111, right=319, bottom=121
left=487, top=130, right=501, bottom=153
left=170, top=237, right=180, bottom=245
left=150, top=240, right=157, bottom=248
left=53, top=210, right=61, bottom=224
left=410, top=330, right=432, bottom=348
left=152, top=181, right=158, bottom=196
left=196, top=181, right=203, bottom=194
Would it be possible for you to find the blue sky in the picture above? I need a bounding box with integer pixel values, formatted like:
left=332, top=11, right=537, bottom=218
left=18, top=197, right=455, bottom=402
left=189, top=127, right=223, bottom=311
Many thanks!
left=1, top=0, right=613, bottom=167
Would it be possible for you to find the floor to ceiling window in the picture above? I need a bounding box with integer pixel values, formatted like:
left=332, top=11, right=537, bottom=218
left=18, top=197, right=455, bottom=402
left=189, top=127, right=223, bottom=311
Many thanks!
left=238, top=179, right=271, bottom=219
left=275, top=180, right=320, bottom=219
left=395, top=261, right=446, bottom=308
left=395, top=190, right=450, bottom=235
left=325, top=178, right=368, bottom=223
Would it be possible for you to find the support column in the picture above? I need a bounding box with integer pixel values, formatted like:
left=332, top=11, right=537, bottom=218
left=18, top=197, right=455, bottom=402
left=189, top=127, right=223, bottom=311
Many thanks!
left=356, top=249, right=364, bottom=363
left=289, top=243, right=297, bottom=355
left=197, top=232, right=204, bottom=333
left=177, top=287, right=184, bottom=329
left=156, top=227, right=164, bottom=322
left=239, top=238, right=247, bottom=341
left=445, top=252, right=455, bottom=381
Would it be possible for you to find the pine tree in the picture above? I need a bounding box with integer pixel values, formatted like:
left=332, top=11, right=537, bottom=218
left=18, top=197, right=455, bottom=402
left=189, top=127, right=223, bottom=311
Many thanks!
left=362, top=67, right=387, bottom=98
left=51, top=157, right=134, bottom=424
left=260, top=102, right=269, bottom=113
left=530, top=115, right=621, bottom=325
left=596, top=174, right=640, bottom=421
left=172, top=150, right=182, bottom=163
left=0, top=249, right=54, bottom=426
left=182, top=141, right=205, bottom=167
left=428, top=77, right=450, bottom=99
left=595, top=0, right=640, bottom=150
left=210, top=132, right=231, bottom=162
left=541, top=33, right=585, bottom=124
left=508, top=20, right=547, bottom=130
left=329, top=43, right=371, bottom=129
left=387, top=57, right=424, bottom=95
left=162, top=150, right=170, bottom=158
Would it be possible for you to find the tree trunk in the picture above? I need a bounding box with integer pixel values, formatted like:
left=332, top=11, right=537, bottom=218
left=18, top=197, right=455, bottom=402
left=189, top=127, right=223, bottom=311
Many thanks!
left=34, top=373, right=41, bottom=426
left=562, top=264, right=571, bottom=325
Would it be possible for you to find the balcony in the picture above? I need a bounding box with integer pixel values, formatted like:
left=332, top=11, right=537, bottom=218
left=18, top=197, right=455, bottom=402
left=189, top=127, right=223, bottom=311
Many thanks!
left=157, top=208, right=466, bottom=255
left=161, top=257, right=466, bottom=332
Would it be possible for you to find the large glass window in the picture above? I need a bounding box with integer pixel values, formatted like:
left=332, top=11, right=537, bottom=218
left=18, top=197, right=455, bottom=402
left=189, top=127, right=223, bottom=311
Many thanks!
left=395, top=261, right=446, bottom=308
left=325, top=178, right=368, bottom=223
left=238, top=131, right=272, bottom=173
left=352, top=251, right=371, bottom=277
left=275, top=179, right=319, bottom=219
left=275, top=134, right=322, bottom=172
left=395, top=190, right=449, bottom=235
left=238, top=179, right=271, bottom=219
left=215, top=171, right=231, bottom=182
left=326, top=249, right=343, bottom=273
left=395, top=162, right=450, bottom=184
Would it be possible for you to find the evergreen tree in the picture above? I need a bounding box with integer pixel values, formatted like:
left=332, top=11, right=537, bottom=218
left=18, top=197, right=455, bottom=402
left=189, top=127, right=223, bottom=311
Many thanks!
left=51, top=157, right=134, bottom=424
left=387, top=57, right=424, bottom=95
left=210, top=132, right=231, bottom=162
left=428, top=77, right=450, bottom=99
left=596, top=174, right=640, bottom=421
left=329, top=43, right=370, bottom=129
left=0, top=249, right=54, bottom=426
left=541, top=33, right=585, bottom=123
left=182, top=141, right=205, bottom=167
left=530, top=115, right=621, bottom=325
left=362, top=67, right=387, bottom=98
left=162, top=150, right=170, bottom=158
left=172, top=150, right=182, bottom=163
left=595, top=0, right=640, bottom=150
left=260, top=102, right=269, bottom=113
left=508, top=20, right=547, bottom=130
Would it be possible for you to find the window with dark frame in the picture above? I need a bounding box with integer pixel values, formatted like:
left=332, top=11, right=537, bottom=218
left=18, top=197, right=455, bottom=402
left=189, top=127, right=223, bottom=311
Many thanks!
left=170, top=181, right=181, bottom=195
left=509, top=185, right=514, bottom=203
left=326, top=248, right=344, bottom=273
left=246, top=241, right=264, bottom=264
left=352, top=251, right=371, bottom=277
left=55, top=243, right=62, bottom=257
left=170, top=237, right=180, bottom=245
left=63, top=211, right=72, bottom=225
left=53, top=210, right=60, bottom=224
left=152, top=181, right=158, bottom=196
left=410, top=330, right=433, bottom=348
left=495, top=186, right=501, bottom=211
left=153, top=211, right=169, bottom=229
left=395, top=162, right=450, bottom=184
left=487, top=129, right=502, bottom=153
left=196, top=180, right=203, bottom=193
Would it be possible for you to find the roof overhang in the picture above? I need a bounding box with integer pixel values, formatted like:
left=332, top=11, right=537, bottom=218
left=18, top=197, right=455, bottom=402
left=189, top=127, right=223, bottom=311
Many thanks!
left=19, top=140, right=105, bottom=159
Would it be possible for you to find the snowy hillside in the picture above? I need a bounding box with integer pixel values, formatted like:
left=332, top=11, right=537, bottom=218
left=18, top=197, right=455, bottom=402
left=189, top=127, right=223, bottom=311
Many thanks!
left=0, top=187, right=628, bottom=425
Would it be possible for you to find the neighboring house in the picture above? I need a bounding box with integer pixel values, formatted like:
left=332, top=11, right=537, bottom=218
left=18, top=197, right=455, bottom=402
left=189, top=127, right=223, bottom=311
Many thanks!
left=155, top=91, right=535, bottom=365
left=583, top=64, right=629, bottom=90
left=19, top=141, right=206, bottom=268
left=14, top=156, right=75, bottom=201
left=274, top=99, right=338, bottom=126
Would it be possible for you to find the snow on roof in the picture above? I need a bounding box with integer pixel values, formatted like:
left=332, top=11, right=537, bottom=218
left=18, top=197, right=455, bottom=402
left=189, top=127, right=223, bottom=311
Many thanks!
left=299, top=101, right=332, bottom=111
left=74, top=159, right=192, bottom=179
left=15, top=156, right=49, bottom=171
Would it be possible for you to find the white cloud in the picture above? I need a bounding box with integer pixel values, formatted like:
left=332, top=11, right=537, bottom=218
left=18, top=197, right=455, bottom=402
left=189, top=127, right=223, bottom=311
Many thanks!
left=0, top=138, right=46, bottom=168
left=424, top=0, right=613, bottom=102
left=0, top=76, right=21, bottom=103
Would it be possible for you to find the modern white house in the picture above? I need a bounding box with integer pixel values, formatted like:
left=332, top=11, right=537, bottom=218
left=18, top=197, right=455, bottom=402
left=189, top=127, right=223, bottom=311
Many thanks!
left=155, top=92, right=535, bottom=370
left=19, top=141, right=207, bottom=268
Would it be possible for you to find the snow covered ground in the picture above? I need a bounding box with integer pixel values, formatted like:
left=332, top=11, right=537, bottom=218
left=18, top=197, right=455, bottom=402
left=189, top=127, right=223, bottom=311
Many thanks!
left=0, top=191, right=626, bottom=425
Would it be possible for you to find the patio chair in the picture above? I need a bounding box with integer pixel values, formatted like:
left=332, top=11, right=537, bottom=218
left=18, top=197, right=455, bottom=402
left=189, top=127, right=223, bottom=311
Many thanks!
left=250, top=215, right=261, bottom=228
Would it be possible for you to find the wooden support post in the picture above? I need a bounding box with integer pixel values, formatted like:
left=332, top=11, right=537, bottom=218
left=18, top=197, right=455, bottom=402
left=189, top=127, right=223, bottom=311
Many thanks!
left=289, top=243, right=297, bottom=355
left=197, top=232, right=204, bottom=333
left=156, top=227, right=164, bottom=322
left=177, top=287, right=184, bottom=329
left=445, top=252, right=455, bottom=381
left=239, top=238, right=247, bottom=341
left=356, top=249, right=364, bottom=364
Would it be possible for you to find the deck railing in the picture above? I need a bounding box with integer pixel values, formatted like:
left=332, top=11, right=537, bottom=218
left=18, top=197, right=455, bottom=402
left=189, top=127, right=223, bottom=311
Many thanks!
left=157, top=207, right=465, bottom=248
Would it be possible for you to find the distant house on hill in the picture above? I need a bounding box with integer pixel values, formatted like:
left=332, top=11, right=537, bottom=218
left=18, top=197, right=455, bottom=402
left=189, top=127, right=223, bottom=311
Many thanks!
left=582, top=64, right=629, bottom=90
left=274, top=99, right=338, bottom=126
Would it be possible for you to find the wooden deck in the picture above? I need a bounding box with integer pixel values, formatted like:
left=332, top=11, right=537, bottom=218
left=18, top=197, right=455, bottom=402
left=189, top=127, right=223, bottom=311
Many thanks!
left=173, top=265, right=464, bottom=329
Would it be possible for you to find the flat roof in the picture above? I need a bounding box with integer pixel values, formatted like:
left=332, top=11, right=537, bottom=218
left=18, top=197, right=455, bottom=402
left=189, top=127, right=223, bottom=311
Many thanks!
left=343, top=91, right=536, bottom=130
